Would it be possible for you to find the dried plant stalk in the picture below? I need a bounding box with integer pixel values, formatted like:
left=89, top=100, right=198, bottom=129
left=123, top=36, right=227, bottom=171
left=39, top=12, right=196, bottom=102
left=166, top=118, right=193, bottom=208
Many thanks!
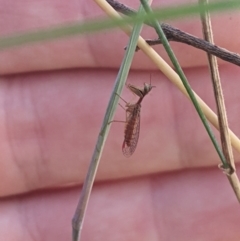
left=199, top=0, right=240, bottom=201
left=107, top=0, right=240, bottom=67
left=96, top=0, right=240, bottom=154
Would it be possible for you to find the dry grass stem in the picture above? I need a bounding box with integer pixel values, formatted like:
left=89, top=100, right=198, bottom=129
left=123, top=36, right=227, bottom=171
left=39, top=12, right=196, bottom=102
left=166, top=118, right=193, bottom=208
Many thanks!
left=199, top=0, right=240, bottom=201
left=96, top=0, right=240, bottom=154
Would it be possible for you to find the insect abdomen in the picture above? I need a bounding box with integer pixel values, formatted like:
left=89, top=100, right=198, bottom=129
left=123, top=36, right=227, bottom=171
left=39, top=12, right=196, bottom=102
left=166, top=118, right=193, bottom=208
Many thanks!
left=124, top=117, right=137, bottom=146
left=122, top=104, right=141, bottom=156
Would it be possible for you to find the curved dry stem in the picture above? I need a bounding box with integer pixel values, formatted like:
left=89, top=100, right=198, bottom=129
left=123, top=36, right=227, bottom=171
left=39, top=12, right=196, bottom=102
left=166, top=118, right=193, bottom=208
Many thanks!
left=96, top=0, right=240, bottom=153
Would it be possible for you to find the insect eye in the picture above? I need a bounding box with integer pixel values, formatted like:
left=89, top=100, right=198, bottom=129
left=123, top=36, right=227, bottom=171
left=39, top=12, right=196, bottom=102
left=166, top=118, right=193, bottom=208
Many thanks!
left=144, top=84, right=151, bottom=92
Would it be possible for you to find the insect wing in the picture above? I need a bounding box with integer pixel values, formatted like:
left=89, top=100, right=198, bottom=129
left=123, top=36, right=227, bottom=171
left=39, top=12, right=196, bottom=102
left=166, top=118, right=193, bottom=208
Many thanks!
left=122, top=106, right=141, bottom=157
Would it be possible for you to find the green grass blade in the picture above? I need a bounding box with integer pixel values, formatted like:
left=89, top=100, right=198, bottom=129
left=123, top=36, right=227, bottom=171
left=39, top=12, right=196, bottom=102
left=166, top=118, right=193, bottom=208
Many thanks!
left=140, top=0, right=227, bottom=167
left=72, top=3, right=147, bottom=241
left=1, top=0, right=240, bottom=50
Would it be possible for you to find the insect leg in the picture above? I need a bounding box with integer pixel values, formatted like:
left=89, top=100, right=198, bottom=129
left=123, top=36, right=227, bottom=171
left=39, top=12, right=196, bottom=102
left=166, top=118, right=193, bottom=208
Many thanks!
left=118, top=103, right=125, bottom=111
left=108, top=120, right=126, bottom=125
left=115, top=92, right=128, bottom=104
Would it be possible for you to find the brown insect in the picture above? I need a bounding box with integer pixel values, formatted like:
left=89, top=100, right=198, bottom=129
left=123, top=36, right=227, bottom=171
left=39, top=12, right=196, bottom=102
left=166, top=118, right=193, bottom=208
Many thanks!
left=118, top=81, right=155, bottom=157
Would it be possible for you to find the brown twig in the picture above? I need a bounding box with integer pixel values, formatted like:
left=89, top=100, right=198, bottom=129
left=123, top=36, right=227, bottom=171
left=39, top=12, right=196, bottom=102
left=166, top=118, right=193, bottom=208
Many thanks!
left=199, top=0, right=240, bottom=201
left=107, top=0, right=240, bottom=66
